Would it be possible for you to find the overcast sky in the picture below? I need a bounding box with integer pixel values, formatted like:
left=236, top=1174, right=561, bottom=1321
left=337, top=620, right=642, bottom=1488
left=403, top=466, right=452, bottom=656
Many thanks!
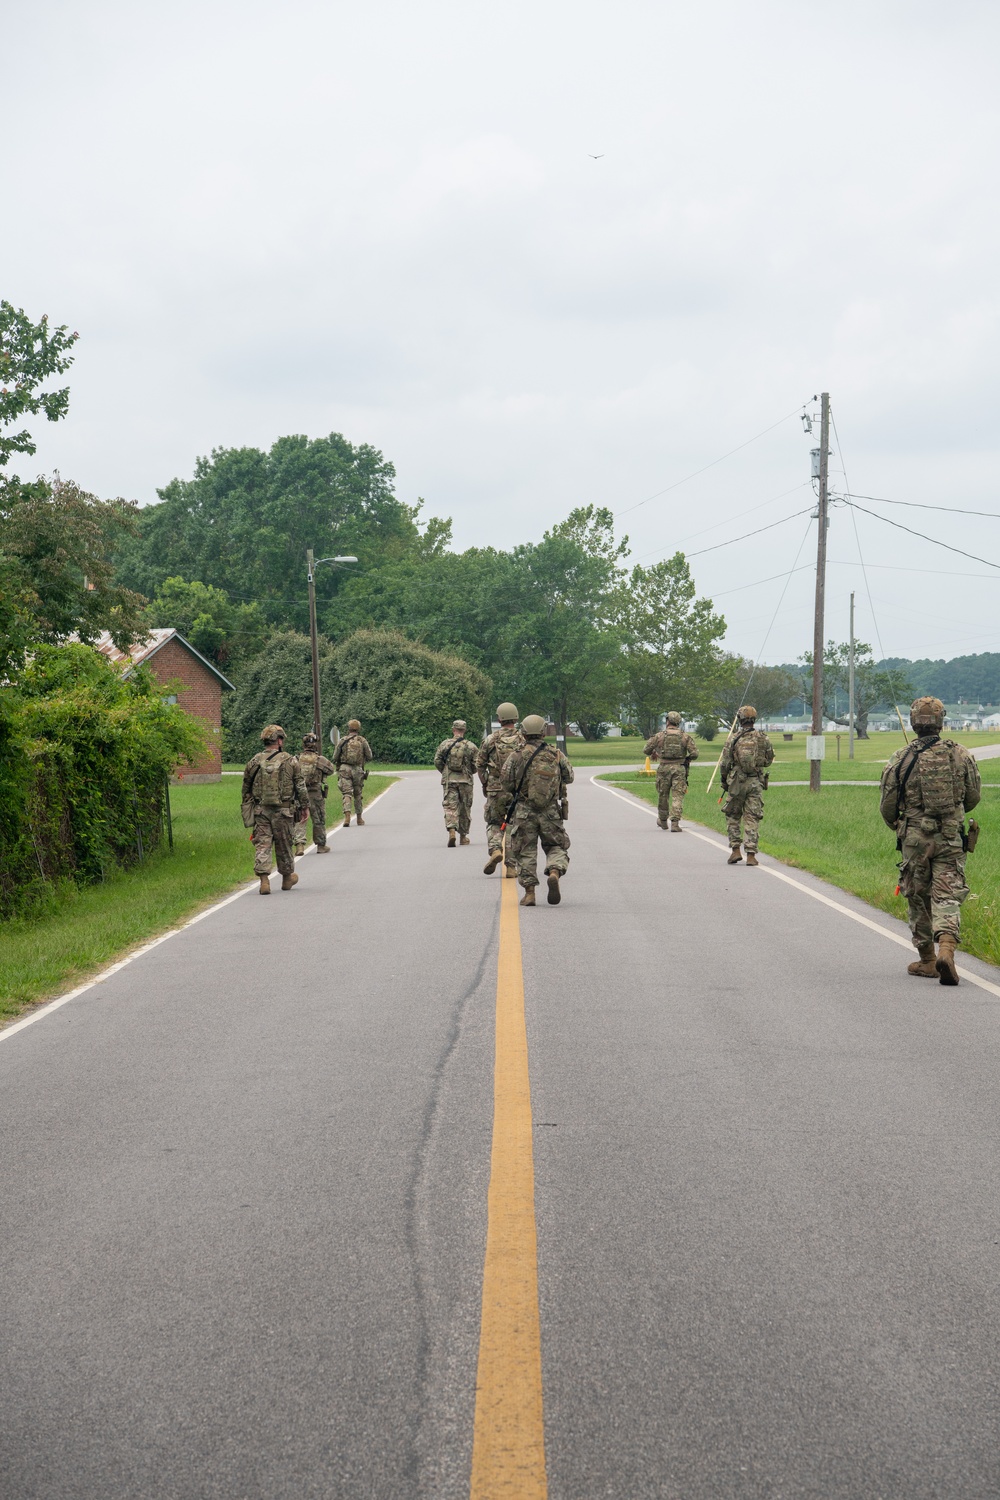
left=6, top=0, right=999, bottom=667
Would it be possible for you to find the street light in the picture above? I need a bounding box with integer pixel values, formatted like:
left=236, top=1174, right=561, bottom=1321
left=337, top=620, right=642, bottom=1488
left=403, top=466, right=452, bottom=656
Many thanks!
left=306, top=550, right=358, bottom=741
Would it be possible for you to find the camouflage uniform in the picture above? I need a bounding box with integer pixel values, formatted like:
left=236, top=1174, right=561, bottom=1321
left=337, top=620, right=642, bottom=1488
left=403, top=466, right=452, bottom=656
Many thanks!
left=334, top=730, right=373, bottom=816
left=434, top=733, right=479, bottom=836
left=501, top=739, right=574, bottom=892
left=242, top=746, right=307, bottom=878
left=880, top=726, right=981, bottom=954
left=644, top=721, right=699, bottom=828
left=720, top=723, right=774, bottom=854
left=477, top=723, right=526, bottom=866
left=293, top=748, right=337, bottom=852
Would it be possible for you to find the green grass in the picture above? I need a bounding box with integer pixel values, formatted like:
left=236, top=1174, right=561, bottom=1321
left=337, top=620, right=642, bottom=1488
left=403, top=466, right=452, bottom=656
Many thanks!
left=0, top=774, right=396, bottom=1023
left=598, top=771, right=1000, bottom=969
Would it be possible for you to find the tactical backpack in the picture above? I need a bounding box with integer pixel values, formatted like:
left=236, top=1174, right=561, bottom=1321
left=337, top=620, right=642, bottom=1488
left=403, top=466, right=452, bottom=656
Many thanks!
left=659, top=731, right=686, bottom=761
left=300, top=751, right=323, bottom=791
left=913, top=740, right=961, bottom=816
left=524, top=746, right=561, bottom=812
left=340, top=735, right=365, bottom=767
left=444, top=740, right=466, bottom=773
left=732, top=731, right=764, bottom=775
left=495, top=727, right=523, bottom=769
left=258, top=751, right=288, bottom=806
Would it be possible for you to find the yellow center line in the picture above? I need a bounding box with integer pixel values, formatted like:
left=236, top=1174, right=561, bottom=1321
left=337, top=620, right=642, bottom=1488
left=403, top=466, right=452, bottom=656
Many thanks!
left=470, top=874, right=548, bottom=1499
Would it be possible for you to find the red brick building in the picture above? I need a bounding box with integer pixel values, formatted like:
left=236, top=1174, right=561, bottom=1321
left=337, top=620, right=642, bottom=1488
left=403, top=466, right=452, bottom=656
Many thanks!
left=94, top=629, right=234, bottom=782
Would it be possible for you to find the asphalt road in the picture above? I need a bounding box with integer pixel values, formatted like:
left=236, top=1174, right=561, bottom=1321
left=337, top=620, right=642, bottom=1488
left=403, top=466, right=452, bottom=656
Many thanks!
left=3, top=770, right=1000, bottom=1499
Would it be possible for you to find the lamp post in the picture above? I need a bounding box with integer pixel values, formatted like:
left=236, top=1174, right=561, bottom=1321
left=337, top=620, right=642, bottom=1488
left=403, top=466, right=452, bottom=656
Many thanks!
left=306, top=551, right=358, bottom=740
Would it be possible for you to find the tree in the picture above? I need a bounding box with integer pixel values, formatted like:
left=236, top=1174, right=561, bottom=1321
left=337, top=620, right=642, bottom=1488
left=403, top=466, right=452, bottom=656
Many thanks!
left=114, top=434, right=446, bottom=631
left=800, top=640, right=912, bottom=738
left=714, top=657, right=800, bottom=725
left=0, top=305, right=145, bottom=681
left=620, top=553, right=728, bottom=736
left=500, top=507, right=627, bottom=740
left=145, top=576, right=268, bottom=674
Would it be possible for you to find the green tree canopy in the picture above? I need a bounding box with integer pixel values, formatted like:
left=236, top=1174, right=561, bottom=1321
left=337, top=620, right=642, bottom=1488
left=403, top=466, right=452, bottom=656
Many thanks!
left=115, top=434, right=446, bottom=630
left=800, top=641, right=912, bottom=739
left=145, top=576, right=268, bottom=674
left=620, top=552, right=728, bottom=736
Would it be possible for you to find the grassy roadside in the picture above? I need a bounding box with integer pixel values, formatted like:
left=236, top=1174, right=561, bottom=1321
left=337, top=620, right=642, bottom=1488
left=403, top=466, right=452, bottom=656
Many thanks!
left=570, top=730, right=1000, bottom=774
left=0, top=774, right=396, bottom=1023
left=598, top=770, right=1000, bottom=969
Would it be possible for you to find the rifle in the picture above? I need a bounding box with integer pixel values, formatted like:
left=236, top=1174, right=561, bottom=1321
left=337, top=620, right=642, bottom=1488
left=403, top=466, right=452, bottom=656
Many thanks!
left=499, top=743, right=549, bottom=834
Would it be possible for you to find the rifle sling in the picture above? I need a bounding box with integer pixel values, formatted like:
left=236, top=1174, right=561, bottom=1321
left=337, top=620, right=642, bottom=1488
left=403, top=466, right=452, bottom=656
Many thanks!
left=502, top=742, right=552, bottom=827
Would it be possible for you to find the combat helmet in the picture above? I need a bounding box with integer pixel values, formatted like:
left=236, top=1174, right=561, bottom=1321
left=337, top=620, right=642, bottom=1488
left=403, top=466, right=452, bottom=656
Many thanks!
left=666, top=711, right=682, bottom=726
left=496, top=702, right=518, bottom=722
left=737, top=704, right=757, bottom=722
left=261, top=723, right=285, bottom=743
left=521, top=714, right=546, bottom=737
left=302, top=731, right=318, bottom=746
left=910, top=696, right=945, bottom=732
left=452, top=719, right=467, bottom=731
left=347, top=719, right=361, bottom=732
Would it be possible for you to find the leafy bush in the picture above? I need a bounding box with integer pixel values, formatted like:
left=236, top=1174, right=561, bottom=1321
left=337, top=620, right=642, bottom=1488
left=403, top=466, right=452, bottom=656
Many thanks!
left=696, top=716, right=718, bottom=741
left=223, top=628, right=491, bottom=764
left=0, top=645, right=206, bottom=919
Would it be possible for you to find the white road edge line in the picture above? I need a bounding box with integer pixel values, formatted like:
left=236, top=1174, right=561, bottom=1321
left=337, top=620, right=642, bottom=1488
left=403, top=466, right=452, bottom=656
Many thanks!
left=594, top=778, right=1000, bottom=1001
left=0, top=777, right=402, bottom=1045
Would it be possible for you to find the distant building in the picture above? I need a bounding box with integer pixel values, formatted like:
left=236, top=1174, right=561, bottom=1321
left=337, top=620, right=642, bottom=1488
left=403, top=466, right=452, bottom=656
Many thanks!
left=94, top=629, right=234, bottom=781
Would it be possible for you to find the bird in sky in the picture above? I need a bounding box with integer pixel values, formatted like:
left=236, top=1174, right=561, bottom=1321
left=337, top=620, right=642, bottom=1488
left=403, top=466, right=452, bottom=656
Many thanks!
left=588, top=153, right=604, bottom=158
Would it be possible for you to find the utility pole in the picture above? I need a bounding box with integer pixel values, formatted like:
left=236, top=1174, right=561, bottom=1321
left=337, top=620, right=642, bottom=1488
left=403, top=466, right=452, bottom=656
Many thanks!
left=809, top=392, right=830, bottom=793
left=306, top=548, right=323, bottom=742
left=848, top=590, right=856, bottom=760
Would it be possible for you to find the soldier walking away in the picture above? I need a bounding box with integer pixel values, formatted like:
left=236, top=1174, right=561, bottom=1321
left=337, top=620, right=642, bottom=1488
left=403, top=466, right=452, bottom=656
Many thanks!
left=293, top=732, right=337, bottom=856
left=644, top=712, right=699, bottom=830
left=434, top=720, right=479, bottom=847
left=719, top=705, right=774, bottom=866
left=241, top=724, right=308, bottom=894
left=477, top=702, right=525, bottom=875
left=500, top=715, right=574, bottom=907
left=880, top=696, right=982, bottom=985
left=334, top=719, right=373, bottom=826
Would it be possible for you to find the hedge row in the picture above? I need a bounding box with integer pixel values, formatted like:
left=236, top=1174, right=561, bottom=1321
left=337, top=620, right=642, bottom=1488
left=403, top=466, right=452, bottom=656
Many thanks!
left=0, top=645, right=206, bottom=919
left=224, top=628, right=491, bottom=763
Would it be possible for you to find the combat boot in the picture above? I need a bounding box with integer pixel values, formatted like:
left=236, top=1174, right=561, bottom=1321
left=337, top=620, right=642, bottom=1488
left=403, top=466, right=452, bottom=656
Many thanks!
left=520, top=886, right=536, bottom=907
left=728, top=845, right=742, bottom=865
left=907, top=943, right=938, bottom=978
left=546, top=871, right=561, bottom=905
left=670, top=820, right=681, bottom=832
left=281, top=872, right=299, bottom=890
left=258, top=875, right=270, bottom=895
left=460, top=835, right=470, bottom=845
left=746, top=851, right=759, bottom=866
left=343, top=813, right=351, bottom=827
left=505, top=864, right=517, bottom=879
left=484, top=852, right=503, bottom=875
left=936, top=934, right=960, bottom=986
left=316, top=844, right=330, bottom=854
left=356, top=815, right=365, bottom=825
left=448, top=830, right=456, bottom=848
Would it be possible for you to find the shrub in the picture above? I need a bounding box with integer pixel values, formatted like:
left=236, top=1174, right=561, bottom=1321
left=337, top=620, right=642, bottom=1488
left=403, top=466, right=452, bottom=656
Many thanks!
left=696, top=716, right=719, bottom=741
left=0, top=645, right=206, bottom=918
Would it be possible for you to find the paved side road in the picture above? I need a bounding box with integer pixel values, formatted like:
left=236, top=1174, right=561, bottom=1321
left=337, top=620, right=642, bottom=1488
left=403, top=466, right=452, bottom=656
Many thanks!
left=2, top=770, right=1000, bottom=1498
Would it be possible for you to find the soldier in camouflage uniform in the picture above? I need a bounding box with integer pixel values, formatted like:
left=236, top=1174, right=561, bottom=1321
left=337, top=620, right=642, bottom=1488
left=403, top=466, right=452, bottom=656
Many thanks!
left=476, top=702, right=525, bottom=875
left=434, top=720, right=479, bottom=847
left=333, top=719, right=373, bottom=826
left=644, top=711, right=699, bottom=831
left=880, top=696, right=981, bottom=985
left=719, top=705, right=774, bottom=866
left=500, top=714, right=574, bottom=906
left=241, top=724, right=308, bottom=894
left=292, top=731, right=337, bottom=855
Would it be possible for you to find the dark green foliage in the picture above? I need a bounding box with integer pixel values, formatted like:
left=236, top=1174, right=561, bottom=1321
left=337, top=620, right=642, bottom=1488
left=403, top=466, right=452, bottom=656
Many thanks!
left=879, top=653, right=1000, bottom=707
left=115, top=434, right=435, bottom=631
left=696, top=716, right=719, bottom=741
left=145, top=576, right=267, bottom=675
left=0, top=646, right=206, bottom=919
left=0, top=301, right=78, bottom=473
left=223, top=628, right=490, bottom=764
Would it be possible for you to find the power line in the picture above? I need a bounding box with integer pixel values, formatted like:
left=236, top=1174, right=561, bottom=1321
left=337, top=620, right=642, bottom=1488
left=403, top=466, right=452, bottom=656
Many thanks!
left=829, top=559, right=1000, bottom=580
left=841, top=498, right=1000, bottom=571
left=709, top=563, right=813, bottom=598
left=841, top=491, right=1000, bottom=520
left=685, top=506, right=815, bottom=559
left=615, top=400, right=815, bottom=518
left=676, top=482, right=812, bottom=547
